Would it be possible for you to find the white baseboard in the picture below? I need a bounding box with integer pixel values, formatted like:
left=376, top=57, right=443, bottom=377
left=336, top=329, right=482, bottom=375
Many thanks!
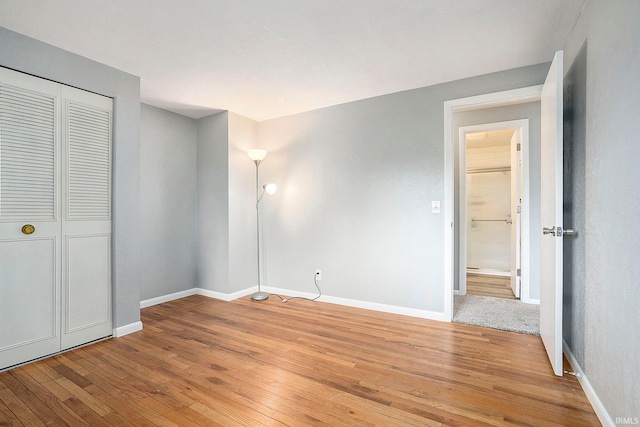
left=113, top=321, right=143, bottom=338
left=140, top=288, right=198, bottom=308
left=139, top=286, right=448, bottom=322
left=196, top=287, right=255, bottom=301
left=140, top=287, right=257, bottom=308
left=263, top=286, right=449, bottom=322
left=563, top=341, right=614, bottom=427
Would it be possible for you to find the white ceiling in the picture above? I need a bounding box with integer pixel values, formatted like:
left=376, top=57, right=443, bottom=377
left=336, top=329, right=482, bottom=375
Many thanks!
left=0, top=0, right=586, bottom=121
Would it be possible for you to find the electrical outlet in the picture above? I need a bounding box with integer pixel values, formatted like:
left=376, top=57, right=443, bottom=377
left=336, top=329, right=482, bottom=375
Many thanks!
left=315, top=270, right=322, bottom=280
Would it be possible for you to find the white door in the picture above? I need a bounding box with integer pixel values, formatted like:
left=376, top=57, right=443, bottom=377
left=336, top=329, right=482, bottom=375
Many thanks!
left=0, top=69, right=62, bottom=369
left=510, top=129, right=522, bottom=298
left=61, top=86, right=113, bottom=350
left=0, top=68, right=112, bottom=370
left=540, top=51, right=564, bottom=376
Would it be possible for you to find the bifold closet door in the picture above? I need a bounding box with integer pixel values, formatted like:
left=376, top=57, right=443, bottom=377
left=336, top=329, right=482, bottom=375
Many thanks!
left=0, top=68, right=62, bottom=369
left=0, top=67, right=112, bottom=370
left=61, top=86, right=112, bottom=350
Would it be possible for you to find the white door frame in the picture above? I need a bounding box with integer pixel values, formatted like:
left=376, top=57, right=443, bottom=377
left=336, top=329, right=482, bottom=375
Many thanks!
left=458, top=119, right=529, bottom=298
left=510, top=128, right=523, bottom=299
left=443, top=86, right=542, bottom=321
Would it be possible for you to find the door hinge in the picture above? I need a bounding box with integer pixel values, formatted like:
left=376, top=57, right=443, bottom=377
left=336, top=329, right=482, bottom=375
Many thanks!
left=517, top=143, right=521, bottom=151
left=517, top=268, right=521, bottom=277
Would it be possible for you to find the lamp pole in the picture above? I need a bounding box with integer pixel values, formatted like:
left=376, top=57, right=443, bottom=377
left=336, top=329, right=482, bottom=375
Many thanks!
left=251, top=158, right=269, bottom=301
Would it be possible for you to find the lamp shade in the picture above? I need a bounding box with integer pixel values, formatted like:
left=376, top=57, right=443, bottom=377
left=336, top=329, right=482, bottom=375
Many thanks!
left=247, top=149, right=267, bottom=161
left=264, top=183, right=277, bottom=195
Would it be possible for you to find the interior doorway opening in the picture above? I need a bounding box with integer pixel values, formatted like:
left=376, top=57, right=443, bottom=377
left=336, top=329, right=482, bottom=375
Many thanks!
left=452, top=118, right=537, bottom=335
left=443, top=85, right=543, bottom=322
left=459, top=122, right=528, bottom=301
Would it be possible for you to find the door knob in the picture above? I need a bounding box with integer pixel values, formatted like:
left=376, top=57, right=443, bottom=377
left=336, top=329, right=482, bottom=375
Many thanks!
left=542, top=226, right=556, bottom=236
left=21, top=224, right=35, bottom=235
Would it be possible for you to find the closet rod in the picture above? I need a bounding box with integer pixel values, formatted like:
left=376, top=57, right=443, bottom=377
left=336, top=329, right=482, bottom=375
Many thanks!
left=466, top=167, right=510, bottom=174
left=471, top=218, right=512, bottom=224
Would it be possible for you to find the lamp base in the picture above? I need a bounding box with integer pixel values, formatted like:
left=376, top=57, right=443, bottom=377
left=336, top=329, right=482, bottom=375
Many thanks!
left=251, top=291, right=270, bottom=301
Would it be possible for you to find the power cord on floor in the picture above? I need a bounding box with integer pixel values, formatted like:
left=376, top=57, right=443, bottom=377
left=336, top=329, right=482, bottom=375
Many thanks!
left=270, top=272, right=322, bottom=303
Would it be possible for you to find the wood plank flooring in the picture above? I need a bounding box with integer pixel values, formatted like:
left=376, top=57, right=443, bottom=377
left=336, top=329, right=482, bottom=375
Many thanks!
left=467, top=273, right=516, bottom=299
left=0, top=295, right=598, bottom=426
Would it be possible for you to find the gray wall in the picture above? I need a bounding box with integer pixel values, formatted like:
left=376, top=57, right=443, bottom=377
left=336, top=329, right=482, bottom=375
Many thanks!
left=563, top=40, right=587, bottom=387
left=228, top=112, right=260, bottom=293
left=562, top=0, right=640, bottom=419
left=196, top=112, right=230, bottom=293
left=195, top=111, right=260, bottom=294
left=258, top=63, right=549, bottom=313
left=140, top=104, right=197, bottom=300
left=454, top=102, right=542, bottom=301
left=0, top=26, right=141, bottom=328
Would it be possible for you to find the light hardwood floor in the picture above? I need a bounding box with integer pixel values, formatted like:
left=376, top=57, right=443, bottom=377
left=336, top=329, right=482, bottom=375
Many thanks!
left=0, top=295, right=598, bottom=426
left=467, top=273, right=516, bottom=299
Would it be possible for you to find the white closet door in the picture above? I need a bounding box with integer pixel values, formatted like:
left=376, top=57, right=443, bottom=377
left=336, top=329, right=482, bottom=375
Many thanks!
left=61, top=86, right=112, bottom=350
left=0, top=68, right=62, bottom=370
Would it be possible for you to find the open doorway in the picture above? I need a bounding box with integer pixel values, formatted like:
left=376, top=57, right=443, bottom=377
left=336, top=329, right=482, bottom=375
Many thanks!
left=443, top=86, right=544, bottom=324
left=444, top=85, right=564, bottom=340
left=459, top=122, right=526, bottom=301
left=452, top=118, right=539, bottom=335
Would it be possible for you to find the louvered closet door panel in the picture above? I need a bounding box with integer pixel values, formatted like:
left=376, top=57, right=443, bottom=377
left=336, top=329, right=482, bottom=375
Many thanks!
left=0, top=67, right=62, bottom=370
left=0, top=80, right=56, bottom=221
left=61, top=86, right=113, bottom=350
left=67, top=101, right=111, bottom=220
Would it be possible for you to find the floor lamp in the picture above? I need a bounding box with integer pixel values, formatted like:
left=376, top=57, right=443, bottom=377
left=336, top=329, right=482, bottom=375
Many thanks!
left=247, top=149, right=277, bottom=301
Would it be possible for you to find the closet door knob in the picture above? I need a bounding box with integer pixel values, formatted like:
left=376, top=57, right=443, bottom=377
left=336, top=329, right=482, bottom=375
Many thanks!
left=21, top=224, right=35, bottom=235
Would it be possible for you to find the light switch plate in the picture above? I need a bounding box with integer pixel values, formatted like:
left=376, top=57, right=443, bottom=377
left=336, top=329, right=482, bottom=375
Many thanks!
left=432, top=201, right=440, bottom=213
